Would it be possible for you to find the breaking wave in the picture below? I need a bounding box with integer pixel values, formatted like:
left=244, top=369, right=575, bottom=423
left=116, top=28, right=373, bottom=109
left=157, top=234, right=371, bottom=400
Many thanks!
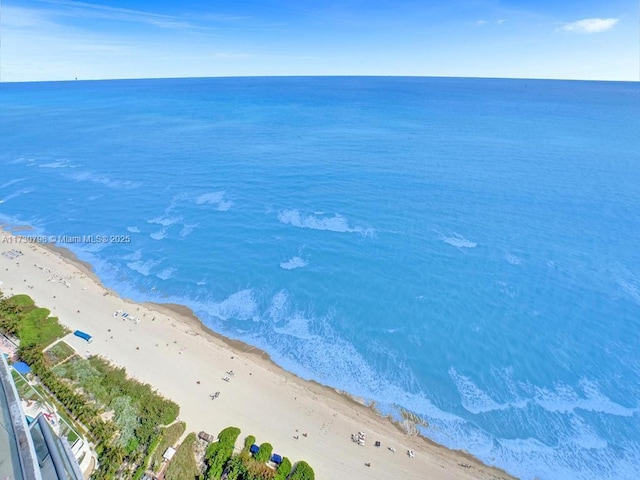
left=278, top=209, right=374, bottom=236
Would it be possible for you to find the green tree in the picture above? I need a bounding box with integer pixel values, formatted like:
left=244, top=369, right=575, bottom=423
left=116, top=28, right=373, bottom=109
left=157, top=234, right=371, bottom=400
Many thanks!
left=254, top=442, right=273, bottom=463
left=246, top=461, right=276, bottom=480
left=111, top=396, right=139, bottom=448
left=218, top=426, right=241, bottom=445
left=0, top=310, right=19, bottom=335
left=275, top=457, right=292, bottom=480
left=224, top=455, right=247, bottom=480
left=204, top=427, right=241, bottom=479
left=243, top=434, right=256, bottom=452
left=289, top=461, right=314, bottom=480
left=205, top=442, right=234, bottom=480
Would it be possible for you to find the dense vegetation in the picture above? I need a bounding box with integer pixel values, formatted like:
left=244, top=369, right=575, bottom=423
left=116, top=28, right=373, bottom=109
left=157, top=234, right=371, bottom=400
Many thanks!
left=44, top=341, right=76, bottom=366
left=204, top=427, right=241, bottom=479
left=54, top=356, right=179, bottom=448
left=274, top=457, right=292, bottom=480
left=202, top=428, right=312, bottom=480
left=164, top=432, right=199, bottom=480
left=0, top=294, right=67, bottom=346
left=151, top=421, right=186, bottom=472
left=0, top=293, right=179, bottom=480
left=243, top=435, right=256, bottom=452
left=254, top=443, right=273, bottom=463
left=1, top=292, right=316, bottom=480
left=288, top=461, right=314, bottom=480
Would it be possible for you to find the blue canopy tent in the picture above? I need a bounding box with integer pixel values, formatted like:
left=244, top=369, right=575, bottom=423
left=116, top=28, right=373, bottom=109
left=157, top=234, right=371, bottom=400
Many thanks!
left=249, top=444, right=259, bottom=455
left=13, top=361, right=31, bottom=375
left=74, top=330, right=92, bottom=343
left=270, top=454, right=283, bottom=464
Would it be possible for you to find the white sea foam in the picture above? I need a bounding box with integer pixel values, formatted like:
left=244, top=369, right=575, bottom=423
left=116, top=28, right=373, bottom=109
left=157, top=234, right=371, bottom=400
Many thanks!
left=204, top=289, right=259, bottom=321
left=435, top=230, right=477, bottom=249
left=157, top=267, right=176, bottom=280
left=267, top=291, right=314, bottom=340
left=122, top=249, right=142, bottom=261
left=268, top=290, right=289, bottom=320
left=127, top=226, right=141, bottom=233
left=67, top=171, right=140, bottom=189
left=280, top=256, right=308, bottom=270
left=0, top=189, right=32, bottom=204
left=126, top=259, right=160, bottom=276
left=39, top=160, right=71, bottom=168
left=150, top=229, right=167, bottom=240
left=494, top=430, right=633, bottom=480
left=278, top=209, right=374, bottom=236
left=234, top=290, right=462, bottom=426
left=0, top=179, right=24, bottom=189
left=569, top=416, right=608, bottom=450
left=533, top=379, right=637, bottom=417
left=274, top=312, right=315, bottom=340
left=195, top=191, right=233, bottom=211
left=449, top=367, right=508, bottom=414
left=147, top=215, right=181, bottom=227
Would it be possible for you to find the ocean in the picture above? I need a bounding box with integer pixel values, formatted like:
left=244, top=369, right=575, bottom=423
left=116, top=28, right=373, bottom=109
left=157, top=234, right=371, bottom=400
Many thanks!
left=1, top=77, right=639, bottom=480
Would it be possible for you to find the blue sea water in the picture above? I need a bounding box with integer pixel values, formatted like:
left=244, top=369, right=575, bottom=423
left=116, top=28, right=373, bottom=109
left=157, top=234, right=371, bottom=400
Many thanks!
left=1, top=77, right=640, bottom=479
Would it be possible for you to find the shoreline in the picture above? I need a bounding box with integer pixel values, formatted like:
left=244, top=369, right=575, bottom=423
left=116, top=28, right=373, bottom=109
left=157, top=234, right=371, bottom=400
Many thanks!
left=146, top=301, right=507, bottom=476
left=0, top=223, right=517, bottom=480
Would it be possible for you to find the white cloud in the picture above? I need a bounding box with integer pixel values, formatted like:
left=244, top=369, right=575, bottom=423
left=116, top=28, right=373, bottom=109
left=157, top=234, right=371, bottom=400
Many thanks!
left=476, top=20, right=487, bottom=26
left=558, top=18, right=618, bottom=34
left=2, top=6, right=53, bottom=28
left=34, top=0, right=195, bottom=29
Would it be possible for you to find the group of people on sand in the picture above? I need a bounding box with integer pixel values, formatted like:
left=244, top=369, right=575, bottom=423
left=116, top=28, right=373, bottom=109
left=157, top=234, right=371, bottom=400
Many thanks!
left=293, top=430, right=308, bottom=440
left=3, top=249, right=24, bottom=259
left=193, top=369, right=236, bottom=401
left=351, top=430, right=413, bottom=467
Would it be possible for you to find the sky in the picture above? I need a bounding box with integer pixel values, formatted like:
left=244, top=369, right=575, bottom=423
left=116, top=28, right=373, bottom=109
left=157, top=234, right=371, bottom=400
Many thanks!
left=0, top=0, right=638, bottom=82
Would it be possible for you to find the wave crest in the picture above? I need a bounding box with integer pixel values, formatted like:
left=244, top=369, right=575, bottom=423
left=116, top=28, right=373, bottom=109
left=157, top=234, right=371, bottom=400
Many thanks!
left=280, top=256, right=308, bottom=270
left=195, top=191, right=233, bottom=211
left=278, top=210, right=374, bottom=236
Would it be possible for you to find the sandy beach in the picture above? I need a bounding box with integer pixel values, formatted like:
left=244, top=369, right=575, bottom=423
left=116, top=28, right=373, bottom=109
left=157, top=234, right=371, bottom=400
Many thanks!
left=0, top=224, right=515, bottom=480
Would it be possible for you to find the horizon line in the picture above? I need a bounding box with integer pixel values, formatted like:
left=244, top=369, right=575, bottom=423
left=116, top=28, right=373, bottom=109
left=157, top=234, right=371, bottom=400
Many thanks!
left=2, top=73, right=639, bottom=85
